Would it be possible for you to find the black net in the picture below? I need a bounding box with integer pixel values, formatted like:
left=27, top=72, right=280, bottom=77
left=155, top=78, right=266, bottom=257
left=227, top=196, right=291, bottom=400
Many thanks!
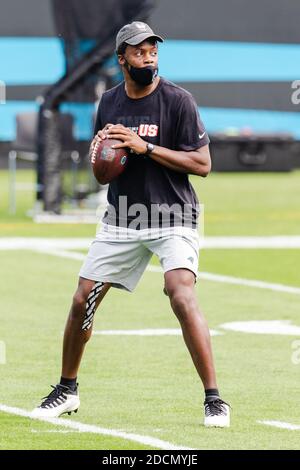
left=51, top=0, right=156, bottom=102
left=39, top=0, right=156, bottom=212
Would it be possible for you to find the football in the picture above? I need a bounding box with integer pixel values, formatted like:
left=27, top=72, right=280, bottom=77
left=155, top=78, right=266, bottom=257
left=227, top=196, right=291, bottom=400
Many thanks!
left=90, top=138, right=128, bottom=185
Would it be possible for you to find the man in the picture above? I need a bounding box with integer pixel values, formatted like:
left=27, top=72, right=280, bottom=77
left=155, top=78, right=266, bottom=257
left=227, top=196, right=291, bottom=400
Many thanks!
left=32, top=21, right=230, bottom=428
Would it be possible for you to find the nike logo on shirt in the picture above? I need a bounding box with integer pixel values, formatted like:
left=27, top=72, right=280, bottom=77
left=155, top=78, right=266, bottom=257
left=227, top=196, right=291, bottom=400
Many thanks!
left=199, top=132, right=206, bottom=139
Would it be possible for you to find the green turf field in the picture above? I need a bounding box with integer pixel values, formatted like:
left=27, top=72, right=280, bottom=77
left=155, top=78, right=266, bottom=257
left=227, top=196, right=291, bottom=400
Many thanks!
left=0, top=169, right=300, bottom=450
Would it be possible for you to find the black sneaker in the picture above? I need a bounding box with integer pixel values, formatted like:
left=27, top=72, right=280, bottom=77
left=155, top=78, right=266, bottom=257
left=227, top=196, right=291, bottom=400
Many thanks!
left=204, top=398, right=230, bottom=427
left=31, top=384, right=80, bottom=418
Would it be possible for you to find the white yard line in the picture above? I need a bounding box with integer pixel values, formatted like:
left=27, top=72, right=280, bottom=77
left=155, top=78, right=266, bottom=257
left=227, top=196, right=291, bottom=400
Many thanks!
left=33, top=251, right=300, bottom=296
left=31, top=429, right=80, bottom=434
left=258, top=420, right=300, bottom=431
left=93, top=328, right=183, bottom=336
left=146, top=265, right=300, bottom=295
left=220, top=320, right=300, bottom=336
left=202, top=236, right=300, bottom=249
left=0, top=238, right=92, bottom=250
left=2, top=236, right=300, bottom=250
left=34, top=249, right=86, bottom=261
left=1, top=238, right=300, bottom=295
left=93, top=328, right=222, bottom=336
left=0, top=404, right=193, bottom=450
left=198, top=272, right=300, bottom=295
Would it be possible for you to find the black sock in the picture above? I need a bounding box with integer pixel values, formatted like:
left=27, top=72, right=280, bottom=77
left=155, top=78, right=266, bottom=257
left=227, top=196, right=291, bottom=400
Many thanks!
left=205, top=388, right=220, bottom=402
left=60, top=376, right=77, bottom=390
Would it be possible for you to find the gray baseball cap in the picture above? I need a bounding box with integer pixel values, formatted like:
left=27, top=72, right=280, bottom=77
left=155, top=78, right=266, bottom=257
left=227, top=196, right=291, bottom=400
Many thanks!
left=116, top=21, right=163, bottom=51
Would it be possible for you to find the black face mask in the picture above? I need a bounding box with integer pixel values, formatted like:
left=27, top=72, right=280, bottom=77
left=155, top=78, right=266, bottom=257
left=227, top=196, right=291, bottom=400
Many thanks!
left=125, top=61, right=158, bottom=86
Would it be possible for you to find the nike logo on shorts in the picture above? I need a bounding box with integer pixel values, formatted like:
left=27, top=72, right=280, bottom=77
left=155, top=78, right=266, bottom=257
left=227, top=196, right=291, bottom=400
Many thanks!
left=199, top=132, right=206, bottom=139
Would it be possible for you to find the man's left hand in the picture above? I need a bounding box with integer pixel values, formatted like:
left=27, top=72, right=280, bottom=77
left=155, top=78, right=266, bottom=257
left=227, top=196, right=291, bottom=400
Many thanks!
left=106, top=124, right=147, bottom=154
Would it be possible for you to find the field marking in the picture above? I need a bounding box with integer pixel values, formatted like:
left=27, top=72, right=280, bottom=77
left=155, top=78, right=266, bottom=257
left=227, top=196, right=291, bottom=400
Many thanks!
left=146, top=265, right=300, bottom=295
left=2, top=236, right=300, bottom=250
left=220, top=320, right=300, bottom=336
left=34, top=249, right=86, bottom=261
left=31, top=429, right=80, bottom=434
left=15, top=183, right=36, bottom=190
left=16, top=247, right=300, bottom=296
left=199, top=272, right=300, bottom=295
left=0, top=238, right=92, bottom=251
left=202, top=236, right=300, bottom=249
left=0, top=404, right=193, bottom=450
left=1, top=239, right=300, bottom=296
left=258, top=420, right=300, bottom=431
left=33, top=247, right=300, bottom=296
left=93, top=328, right=222, bottom=336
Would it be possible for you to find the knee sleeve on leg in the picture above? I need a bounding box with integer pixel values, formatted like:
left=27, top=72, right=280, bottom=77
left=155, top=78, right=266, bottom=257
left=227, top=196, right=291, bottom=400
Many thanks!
left=82, top=282, right=104, bottom=331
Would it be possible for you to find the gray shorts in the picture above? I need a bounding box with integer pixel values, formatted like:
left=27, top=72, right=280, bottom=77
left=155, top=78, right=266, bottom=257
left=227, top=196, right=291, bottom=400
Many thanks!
left=79, top=224, right=200, bottom=292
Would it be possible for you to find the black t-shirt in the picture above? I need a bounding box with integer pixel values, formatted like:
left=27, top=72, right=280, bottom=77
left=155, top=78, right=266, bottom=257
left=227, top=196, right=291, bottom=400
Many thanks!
left=94, top=77, right=210, bottom=229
